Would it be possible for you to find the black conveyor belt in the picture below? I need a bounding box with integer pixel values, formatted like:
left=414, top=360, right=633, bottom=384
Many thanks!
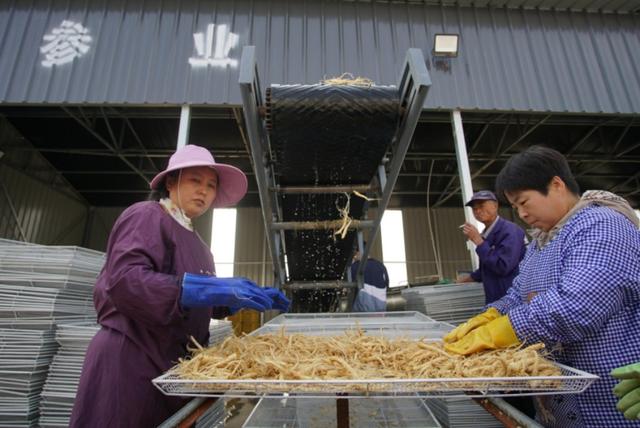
left=266, top=84, right=399, bottom=290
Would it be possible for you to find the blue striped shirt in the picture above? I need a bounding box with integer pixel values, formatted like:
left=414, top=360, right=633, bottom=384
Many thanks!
left=491, top=205, right=640, bottom=427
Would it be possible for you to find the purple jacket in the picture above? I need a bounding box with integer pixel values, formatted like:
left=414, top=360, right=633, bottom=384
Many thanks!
left=70, top=202, right=228, bottom=428
left=470, top=217, right=526, bottom=304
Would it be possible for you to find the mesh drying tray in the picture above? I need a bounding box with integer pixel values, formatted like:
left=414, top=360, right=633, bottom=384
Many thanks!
left=153, top=311, right=598, bottom=399
left=153, top=361, right=597, bottom=399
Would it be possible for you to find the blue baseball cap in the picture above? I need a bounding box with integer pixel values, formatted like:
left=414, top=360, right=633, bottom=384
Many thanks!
left=465, top=190, right=498, bottom=206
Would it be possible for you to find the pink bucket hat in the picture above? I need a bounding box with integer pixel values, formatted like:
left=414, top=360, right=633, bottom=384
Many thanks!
left=150, top=145, right=248, bottom=208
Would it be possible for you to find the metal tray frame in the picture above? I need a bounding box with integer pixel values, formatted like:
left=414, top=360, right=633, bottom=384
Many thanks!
left=152, top=362, right=598, bottom=399
left=153, top=312, right=598, bottom=399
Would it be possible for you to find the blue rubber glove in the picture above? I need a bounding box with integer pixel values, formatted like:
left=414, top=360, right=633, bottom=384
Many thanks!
left=180, top=273, right=272, bottom=312
left=264, top=287, right=291, bottom=312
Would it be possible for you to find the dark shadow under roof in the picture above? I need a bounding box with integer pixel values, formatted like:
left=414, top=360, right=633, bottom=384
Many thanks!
left=0, top=106, right=638, bottom=209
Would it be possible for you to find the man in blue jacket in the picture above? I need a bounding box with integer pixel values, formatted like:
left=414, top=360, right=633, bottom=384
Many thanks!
left=459, top=190, right=526, bottom=304
left=350, top=245, right=389, bottom=312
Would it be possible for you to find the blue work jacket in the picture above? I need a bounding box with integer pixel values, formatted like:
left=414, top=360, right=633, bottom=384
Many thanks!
left=470, top=217, right=526, bottom=304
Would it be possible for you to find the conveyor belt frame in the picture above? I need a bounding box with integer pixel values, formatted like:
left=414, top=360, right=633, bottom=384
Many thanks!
left=238, top=46, right=431, bottom=293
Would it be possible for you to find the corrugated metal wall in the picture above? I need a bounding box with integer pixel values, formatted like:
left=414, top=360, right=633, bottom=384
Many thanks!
left=233, top=208, right=274, bottom=284
left=85, top=207, right=124, bottom=251
left=0, top=164, right=88, bottom=245
left=1, top=0, right=638, bottom=114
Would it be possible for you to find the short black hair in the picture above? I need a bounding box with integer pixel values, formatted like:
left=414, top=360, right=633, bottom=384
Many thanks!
left=495, top=145, right=580, bottom=200
left=147, top=171, right=178, bottom=201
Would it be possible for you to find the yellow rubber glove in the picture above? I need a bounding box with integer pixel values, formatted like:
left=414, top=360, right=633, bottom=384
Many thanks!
left=612, top=362, right=640, bottom=420
left=443, top=307, right=501, bottom=343
left=444, top=315, right=520, bottom=355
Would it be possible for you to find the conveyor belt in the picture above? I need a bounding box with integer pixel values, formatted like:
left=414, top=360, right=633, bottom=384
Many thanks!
left=266, top=85, right=399, bottom=283
left=239, top=46, right=431, bottom=313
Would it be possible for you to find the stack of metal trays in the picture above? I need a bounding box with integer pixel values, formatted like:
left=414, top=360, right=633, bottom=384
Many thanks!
left=0, top=328, right=58, bottom=428
left=402, top=282, right=487, bottom=325
left=0, top=239, right=104, bottom=427
left=208, top=320, right=233, bottom=346
left=429, top=397, right=501, bottom=428
left=243, top=395, right=441, bottom=428
left=0, top=240, right=104, bottom=328
left=0, top=285, right=96, bottom=329
left=0, top=242, right=105, bottom=289
left=38, top=323, right=100, bottom=428
left=256, top=311, right=451, bottom=339
left=194, top=399, right=226, bottom=427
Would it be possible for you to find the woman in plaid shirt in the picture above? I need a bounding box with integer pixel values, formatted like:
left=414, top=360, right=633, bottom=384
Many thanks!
left=444, top=146, right=640, bottom=427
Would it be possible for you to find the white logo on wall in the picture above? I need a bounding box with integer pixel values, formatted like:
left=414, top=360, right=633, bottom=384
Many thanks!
left=189, top=24, right=239, bottom=68
left=40, top=20, right=92, bottom=67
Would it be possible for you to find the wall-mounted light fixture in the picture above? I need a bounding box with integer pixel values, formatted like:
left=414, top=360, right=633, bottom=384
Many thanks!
left=433, top=34, right=459, bottom=57
left=0, top=150, right=4, bottom=160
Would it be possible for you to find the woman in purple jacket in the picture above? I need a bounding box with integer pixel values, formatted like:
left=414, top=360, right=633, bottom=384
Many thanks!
left=70, top=145, right=289, bottom=428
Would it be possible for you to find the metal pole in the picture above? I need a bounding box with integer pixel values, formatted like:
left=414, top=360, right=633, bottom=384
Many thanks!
left=451, top=110, right=479, bottom=270
left=177, top=105, right=191, bottom=149
left=238, top=46, right=287, bottom=287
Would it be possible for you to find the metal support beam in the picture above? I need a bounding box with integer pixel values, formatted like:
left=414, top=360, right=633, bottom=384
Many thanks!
left=356, top=48, right=431, bottom=281
left=451, top=110, right=479, bottom=270
left=475, top=398, right=543, bottom=428
left=271, top=220, right=374, bottom=231
left=284, top=281, right=357, bottom=290
left=0, top=177, right=27, bottom=241
left=273, top=185, right=373, bottom=194
left=61, top=107, right=150, bottom=185
left=238, top=46, right=287, bottom=288
left=434, top=114, right=551, bottom=208
left=177, top=105, right=191, bottom=149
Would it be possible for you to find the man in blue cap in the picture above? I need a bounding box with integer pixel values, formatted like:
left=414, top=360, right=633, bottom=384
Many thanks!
left=350, top=243, right=389, bottom=312
left=458, top=190, right=526, bottom=304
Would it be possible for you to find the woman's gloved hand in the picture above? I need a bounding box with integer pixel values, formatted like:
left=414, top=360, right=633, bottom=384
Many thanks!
left=263, top=287, right=291, bottom=312
left=444, top=315, right=520, bottom=355
left=443, top=307, right=501, bottom=343
left=180, top=273, right=272, bottom=312
left=612, top=362, right=640, bottom=420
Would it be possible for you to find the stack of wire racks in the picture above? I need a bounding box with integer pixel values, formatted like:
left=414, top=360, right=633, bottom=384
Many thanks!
left=243, top=395, right=442, bottom=428
left=208, top=319, right=233, bottom=346
left=401, top=282, right=487, bottom=325
left=0, top=239, right=104, bottom=427
left=194, top=399, right=226, bottom=427
left=0, top=240, right=105, bottom=329
left=0, top=329, right=58, bottom=428
left=429, top=397, right=503, bottom=428
left=38, top=324, right=100, bottom=428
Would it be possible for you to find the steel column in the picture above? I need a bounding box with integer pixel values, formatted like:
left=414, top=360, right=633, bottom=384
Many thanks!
left=452, top=110, right=479, bottom=270
left=177, top=105, right=191, bottom=149
left=238, top=46, right=287, bottom=288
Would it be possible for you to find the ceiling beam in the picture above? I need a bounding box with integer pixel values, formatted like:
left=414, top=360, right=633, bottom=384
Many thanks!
left=61, top=107, right=150, bottom=185
left=433, top=114, right=551, bottom=208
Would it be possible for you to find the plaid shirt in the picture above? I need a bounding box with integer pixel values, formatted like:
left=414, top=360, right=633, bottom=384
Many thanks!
left=491, top=205, right=640, bottom=427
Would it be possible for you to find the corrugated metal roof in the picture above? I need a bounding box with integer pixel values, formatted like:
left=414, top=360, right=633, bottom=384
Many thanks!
left=344, top=0, right=640, bottom=13
left=0, top=0, right=638, bottom=113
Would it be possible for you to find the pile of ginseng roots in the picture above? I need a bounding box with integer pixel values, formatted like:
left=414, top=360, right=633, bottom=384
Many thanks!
left=172, top=329, right=561, bottom=382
